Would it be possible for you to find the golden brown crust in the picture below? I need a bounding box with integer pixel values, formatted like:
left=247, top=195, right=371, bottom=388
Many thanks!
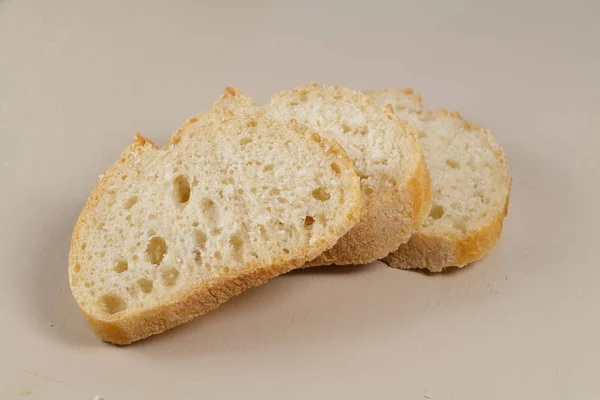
left=69, top=88, right=362, bottom=344
left=269, top=84, right=431, bottom=266
left=380, top=102, right=511, bottom=272
left=307, top=142, right=431, bottom=266
left=83, top=255, right=311, bottom=345
left=382, top=190, right=509, bottom=272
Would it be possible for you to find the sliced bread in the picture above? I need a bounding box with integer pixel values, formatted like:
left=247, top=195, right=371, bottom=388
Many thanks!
left=367, top=89, right=511, bottom=272
left=69, top=88, right=361, bottom=344
left=265, top=83, right=431, bottom=266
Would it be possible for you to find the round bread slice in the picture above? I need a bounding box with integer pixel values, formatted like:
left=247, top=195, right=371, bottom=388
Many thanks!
left=69, top=89, right=361, bottom=344
left=367, top=89, right=511, bottom=272
left=265, top=83, right=431, bottom=266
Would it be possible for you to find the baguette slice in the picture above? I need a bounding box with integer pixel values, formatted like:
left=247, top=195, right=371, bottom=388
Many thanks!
left=69, top=89, right=361, bottom=344
left=367, top=89, right=511, bottom=272
left=265, top=83, right=431, bottom=266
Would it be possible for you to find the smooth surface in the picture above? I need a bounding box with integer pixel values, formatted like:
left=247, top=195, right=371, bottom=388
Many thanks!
left=1, top=0, right=598, bottom=398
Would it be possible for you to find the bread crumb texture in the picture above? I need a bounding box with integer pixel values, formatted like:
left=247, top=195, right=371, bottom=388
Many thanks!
left=367, top=89, right=511, bottom=272
left=266, top=83, right=430, bottom=265
left=69, top=88, right=361, bottom=344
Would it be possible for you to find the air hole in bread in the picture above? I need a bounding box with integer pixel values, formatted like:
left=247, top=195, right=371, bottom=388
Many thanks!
left=200, top=197, right=220, bottom=225
left=283, top=248, right=290, bottom=254
left=80, top=243, right=86, bottom=250
left=312, top=187, right=331, bottom=201
left=214, top=251, right=222, bottom=261
left=270, top=188, right=280, bottom=196
left=113, top=259, right=128, bottom=273
left=247, top=120, right=257, bottom=128
left=192, top=221, right=199, bottom=227
left=149, top=214, right=157, bottom=220
left=258, top=225, right=269, bottom=241
left=364, top=186, right=373, bottom=196
left=99, top=294, right=127, bottom=314
left=160, top=267, right=179, bottom=286
left=429, top=205, right=445, bottom=220
left=230, top=234, right=244, bottom=262
left=138, top=278, right=154, bottom=294
left=317, top=214, right=328, bottom=227
left=331, top=163, right=341, bottom=174
left=263, top=164, right=274, bottom=172
left=211, top=227, right=222, bottom=236
left=194, top=229, right=207, bottom=250
left=239, top=137, right=252, bottom=146
left=418, top=131, right=427, bottom=138
left=173, top=175, right=191, bottom=205
left=446, top=159, right=459, bottom=169
left=74, top=263, right=81, bottom=273
left=121, top=175, right=127, bottom=181
left=358, top=128, right=368, bottom=135
left=342, top=123, right=352, bottom=133
left=193, top=249, right=203, bottom=265
left=146, top=237, right=168, bottom=266
left=303, top=216, right=315, bottom=228
left=289, top=102, right=298, bottom=106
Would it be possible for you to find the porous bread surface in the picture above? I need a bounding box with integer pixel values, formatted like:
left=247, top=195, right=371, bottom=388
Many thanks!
left=366, top=88, right=424, bottom=112
left=265, top=83, right=431, bottom=266
left=69, top=89, right=361, bottom=344
left=367, top=89, right=511, bottom=272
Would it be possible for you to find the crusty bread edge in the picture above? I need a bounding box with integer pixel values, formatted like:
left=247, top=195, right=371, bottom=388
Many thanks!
left=69, top=90, right=362, bottom=344
left=365, top=88, right=424, bottom=111
left=307, top=114, right=432, bottom=266
left=80, top=253, right=322, bottom=345
left=382, top=108, right=511, bottom=272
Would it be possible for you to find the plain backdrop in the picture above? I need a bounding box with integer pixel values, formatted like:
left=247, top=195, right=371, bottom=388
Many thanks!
left=1, top=0, right=599, bottom=399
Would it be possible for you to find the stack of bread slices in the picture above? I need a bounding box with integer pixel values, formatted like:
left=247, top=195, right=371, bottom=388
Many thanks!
left=69, top=84, right=511, bottom=344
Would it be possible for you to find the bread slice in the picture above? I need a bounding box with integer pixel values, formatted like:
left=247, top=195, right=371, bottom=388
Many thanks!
left=69, top=88, right=361, bottom=344
left=265, top=83, right=431, bottom=266
left=367, top=89, right=511, bottom=272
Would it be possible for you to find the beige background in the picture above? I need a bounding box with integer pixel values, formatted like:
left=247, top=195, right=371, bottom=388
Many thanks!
left=1, top=0, right=599, bottom=399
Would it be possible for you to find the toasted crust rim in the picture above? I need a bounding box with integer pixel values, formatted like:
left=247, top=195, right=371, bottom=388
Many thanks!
left=373, top=89, right=511, bottom=272
left=69, top=88, right=362, bottom=344
left=274, top=83, right=431, bottom=266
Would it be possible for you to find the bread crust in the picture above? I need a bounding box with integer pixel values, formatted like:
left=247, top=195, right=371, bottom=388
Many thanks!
left=69, top=89, right=361, bottom=344
left=366, top=88, right=424, bottom=112
left=379, top=105, right=511, bottom=272
left=269, top=83, right=431, bottom=266
left=307, top=147, right=431, bottom=266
